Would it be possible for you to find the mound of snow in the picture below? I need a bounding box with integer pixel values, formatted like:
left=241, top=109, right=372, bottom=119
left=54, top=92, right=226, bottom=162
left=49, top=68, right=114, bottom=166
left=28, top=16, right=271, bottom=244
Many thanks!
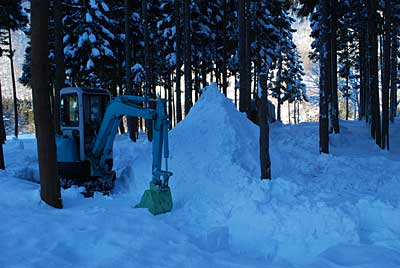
left=154, top=84, right=360, bottom=263
left=171, top=83, right=259, bottom=175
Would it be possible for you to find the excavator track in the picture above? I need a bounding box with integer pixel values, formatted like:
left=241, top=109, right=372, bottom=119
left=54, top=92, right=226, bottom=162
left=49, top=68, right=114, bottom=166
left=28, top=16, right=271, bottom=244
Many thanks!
left=60, top=171, right=116, bottom=197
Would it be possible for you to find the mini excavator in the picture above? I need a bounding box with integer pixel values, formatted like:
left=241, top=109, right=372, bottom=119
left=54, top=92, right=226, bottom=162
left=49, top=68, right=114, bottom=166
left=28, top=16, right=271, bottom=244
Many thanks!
left=56, top=87, right=172, bottom=215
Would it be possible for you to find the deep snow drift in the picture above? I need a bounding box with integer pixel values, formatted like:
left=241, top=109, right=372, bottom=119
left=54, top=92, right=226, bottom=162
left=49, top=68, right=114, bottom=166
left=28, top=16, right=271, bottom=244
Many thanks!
left=1, top=84, right=400, bottom=267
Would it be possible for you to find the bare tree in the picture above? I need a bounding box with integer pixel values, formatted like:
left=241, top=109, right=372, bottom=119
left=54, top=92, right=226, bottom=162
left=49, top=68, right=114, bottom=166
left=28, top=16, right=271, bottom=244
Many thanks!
left=31, top=0, right=62, bottom=208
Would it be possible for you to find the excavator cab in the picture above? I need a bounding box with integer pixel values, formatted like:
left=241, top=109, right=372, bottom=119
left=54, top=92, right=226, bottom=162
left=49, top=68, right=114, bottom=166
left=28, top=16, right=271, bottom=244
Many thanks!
left=57, top=88, right=113, bottom=187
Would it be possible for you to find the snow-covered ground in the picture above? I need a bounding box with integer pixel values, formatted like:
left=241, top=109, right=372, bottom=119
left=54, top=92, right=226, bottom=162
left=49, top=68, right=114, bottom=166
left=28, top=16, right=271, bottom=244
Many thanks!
left=1, top=85, right=400, bottom=267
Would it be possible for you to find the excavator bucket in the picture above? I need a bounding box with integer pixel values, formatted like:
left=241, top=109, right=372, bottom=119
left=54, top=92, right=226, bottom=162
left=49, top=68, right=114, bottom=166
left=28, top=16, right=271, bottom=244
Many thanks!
left=135, top=182, right=173, bottom=215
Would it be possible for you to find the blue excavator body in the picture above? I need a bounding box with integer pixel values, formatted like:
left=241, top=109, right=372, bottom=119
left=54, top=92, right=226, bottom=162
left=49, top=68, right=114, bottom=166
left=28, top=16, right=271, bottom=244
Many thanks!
left=56, top=87, right=172, bottom=214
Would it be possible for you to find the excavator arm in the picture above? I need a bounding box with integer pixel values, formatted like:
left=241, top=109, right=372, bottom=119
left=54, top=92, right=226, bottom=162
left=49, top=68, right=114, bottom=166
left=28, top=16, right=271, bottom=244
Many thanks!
left=90, top=95, right=173, bottom=214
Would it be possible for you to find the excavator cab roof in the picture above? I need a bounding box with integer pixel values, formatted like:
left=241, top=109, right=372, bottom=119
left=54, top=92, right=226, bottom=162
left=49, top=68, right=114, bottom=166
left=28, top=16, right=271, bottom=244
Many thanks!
left=61, top=87, right=111, bottom=96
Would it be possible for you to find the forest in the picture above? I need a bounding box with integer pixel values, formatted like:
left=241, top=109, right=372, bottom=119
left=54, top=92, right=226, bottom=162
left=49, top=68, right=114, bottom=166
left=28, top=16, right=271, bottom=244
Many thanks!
left=0, top=0, right=399, bottom=267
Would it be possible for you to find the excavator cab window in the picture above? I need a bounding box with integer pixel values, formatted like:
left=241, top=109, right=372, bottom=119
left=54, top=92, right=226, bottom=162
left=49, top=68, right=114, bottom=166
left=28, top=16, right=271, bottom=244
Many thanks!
left=83, top=94, right=109, bottom=153
left=61, top=93, right=79, bottom=127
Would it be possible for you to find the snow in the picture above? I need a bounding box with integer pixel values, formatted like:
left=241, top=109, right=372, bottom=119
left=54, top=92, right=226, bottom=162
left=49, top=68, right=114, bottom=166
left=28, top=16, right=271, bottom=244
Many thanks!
left=78, top=32, right=89, bottom=48
left=85, top=12, right=93, bottom=23
left=86, top=58, right=94, bottom=70
left=89, top=33, right=97, bottom=43
left=100, top=2, right=109, bottom=12
left=91, top=48, right=100, bottom=57
left=89, top=0, right=98, bottom=10
left=1, top=85, right=400, bottom=267
left=102, top=46, right=114, bottom=57
left=101, top=26, right=115, bottom=39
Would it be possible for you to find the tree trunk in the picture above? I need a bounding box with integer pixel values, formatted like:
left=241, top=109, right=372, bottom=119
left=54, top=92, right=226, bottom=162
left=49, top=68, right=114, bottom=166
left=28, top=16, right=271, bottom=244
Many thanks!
left=184, top=0, right=192, bottom=116
left=125, top=0, right=136, bottom=142
left=319, top=0, right=330, bottom=154
left=0, top=81, right=6, bottom=170
left=175, top=0, right=183, bottom=123
left=222, top=0, right=227, bottom=96
left=258, top=73, right=271, bottom=180
left=359, top=25, right=365, bottom=120
left=381, top=0, right=391, bottom=149
left=54, top=0, right=65, bottom=135
left=368, top=0, right=381, bottom=146
left=246, top=0, right=251, bottom=107
left=346, top=76, right=349, bottom=120
left=297, top=101, right=300, bottom=123
left=31, top=0, right=62, bottom=209
left=238, top=0, right=249, bottom=114
left=359, top=13, right=369, bottom=122
left=201, top=53, right=207, bottom=89
left=167, top=74, right=173, bottom=130
left=390, top=27, right=398, bottom=122
left=233, top=71, right=237, bottom=107
left=142, top=0, right=153, bottom=141
left=194, top=66, right=200, bottom=102
left=330, top=0, right=339, bottom=133
left=276, top=59, right=282, bottom=121
left=7, top=28, right=18, bottom=138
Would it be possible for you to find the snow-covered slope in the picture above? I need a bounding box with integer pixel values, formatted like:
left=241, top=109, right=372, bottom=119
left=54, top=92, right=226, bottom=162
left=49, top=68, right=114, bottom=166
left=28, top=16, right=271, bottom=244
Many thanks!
left=1, top=85, right=399, bottom=267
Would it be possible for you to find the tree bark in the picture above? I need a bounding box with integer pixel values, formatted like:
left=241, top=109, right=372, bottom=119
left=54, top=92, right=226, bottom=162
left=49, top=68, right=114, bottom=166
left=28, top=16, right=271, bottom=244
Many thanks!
left=175, top=0, right=183, bottom=123
left=259, top=73, right=271, bottom=180
left=381, top=0, right=391, bottom=149
left=54, top=0, right=65, bottom=135
left=31, top=0, right=62, bottom=209
left=7, top=28, right=18, bottom=138
left=183, top=0, right=192, bottom=116
left=319, top=0, right=330, bottom=154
